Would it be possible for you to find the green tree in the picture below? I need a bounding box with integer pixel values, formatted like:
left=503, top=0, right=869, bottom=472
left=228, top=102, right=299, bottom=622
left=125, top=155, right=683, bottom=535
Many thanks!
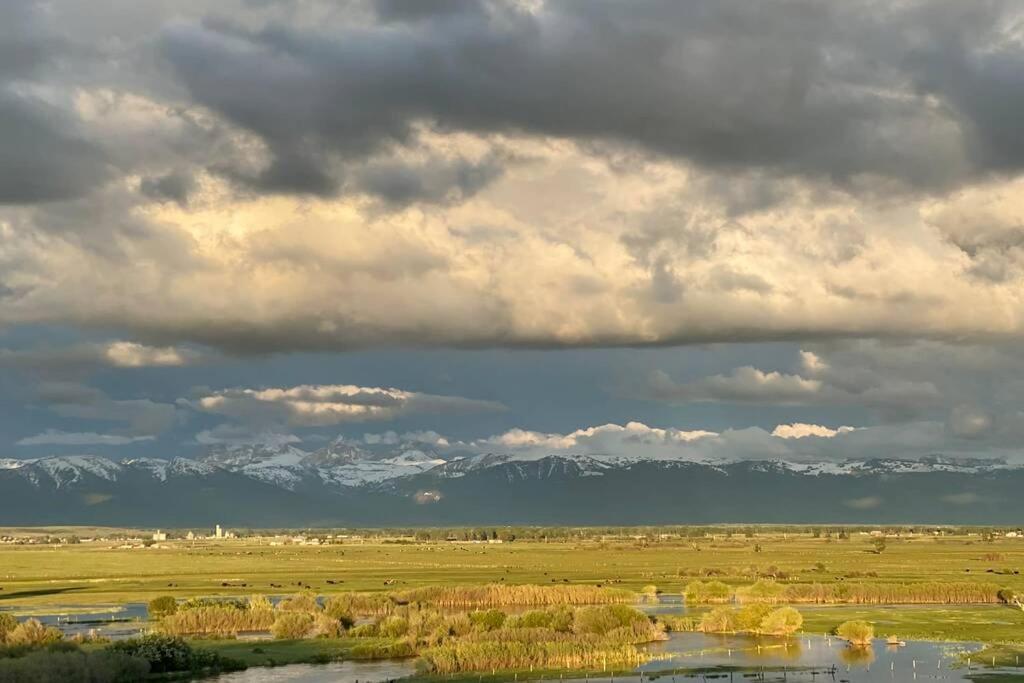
left=148, top=596, right=178, bottom=619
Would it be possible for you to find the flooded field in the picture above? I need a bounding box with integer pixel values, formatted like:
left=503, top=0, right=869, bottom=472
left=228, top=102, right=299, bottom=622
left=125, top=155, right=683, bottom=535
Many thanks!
left=203, top=632, right=1001, bottom=683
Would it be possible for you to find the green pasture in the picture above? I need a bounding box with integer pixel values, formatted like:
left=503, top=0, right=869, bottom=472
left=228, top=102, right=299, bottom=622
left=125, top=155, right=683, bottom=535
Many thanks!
left=2, top=533, right=1024, bottom=608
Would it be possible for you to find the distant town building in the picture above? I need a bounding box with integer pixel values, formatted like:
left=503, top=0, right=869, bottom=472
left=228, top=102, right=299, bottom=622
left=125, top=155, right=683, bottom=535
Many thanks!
left=152, top=530, right=167, bottom=542
left=215, top=524, right=223, bottom=539
left=186, top=531, right=195, bottom=541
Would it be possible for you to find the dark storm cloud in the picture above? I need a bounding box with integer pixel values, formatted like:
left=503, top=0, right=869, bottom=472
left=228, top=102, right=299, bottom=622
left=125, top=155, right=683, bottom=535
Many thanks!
left=30, top=381, right=178, bottom=437
left=159, top=0, right=1024, bottom=193
left=0, top=3, right=111, bottom=204
left=0, top=91, right=110, bottom=204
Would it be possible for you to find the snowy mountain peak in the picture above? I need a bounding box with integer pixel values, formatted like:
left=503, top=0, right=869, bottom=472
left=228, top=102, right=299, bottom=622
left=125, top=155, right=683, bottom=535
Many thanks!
left=33, top=455, right=123, bottom=486
left=199, top=443, right=307, bottom=469
left=301, top=440, right=370, bottom=467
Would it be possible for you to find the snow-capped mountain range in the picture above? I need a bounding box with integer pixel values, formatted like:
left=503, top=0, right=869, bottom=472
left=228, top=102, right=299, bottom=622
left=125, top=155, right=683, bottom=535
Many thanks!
left=3, top=442, right=1023, bottom=526
left=0, top=441, right=1015, bottom=492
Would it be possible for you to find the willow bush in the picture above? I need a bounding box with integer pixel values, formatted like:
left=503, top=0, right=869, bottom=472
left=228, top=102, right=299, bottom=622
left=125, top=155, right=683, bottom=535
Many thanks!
left=698, top=606, right=803, bottom=636
left=836, top=620, right=874, bottom=645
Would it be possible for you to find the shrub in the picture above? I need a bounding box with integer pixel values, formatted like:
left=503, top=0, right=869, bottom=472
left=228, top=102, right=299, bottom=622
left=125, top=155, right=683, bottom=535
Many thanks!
left=700, top=607, right=737, bottom=633
left=147, top=596, right=178, bottom=619
left=272, top=612, right=314, bottom=640
left=180, top=597, right=247, bottom=611
left=469, top=609, right=507, bottom=632
left=734, top=604, right=772, bottom=632
left=277, top=592, right=321, bottom=613
left=248, top=595, right=273, bottom=612
left=736, top=580, right=785, bottom=604
left=574, top=605, right=648, bottom=637
left=836, top=620, right=874, bottom=646
left=107, top=635, right=193, bottom=673
left=0, top=648, right=150, bottom=683
left=0, top=614, right=18, bottom=643
left=311, top=614, right=342, bottom=638
left=377, top=615, right=411, bottom=638
left=759, top=607, right=803, bottom=636
left=322, top=598, right=356, bottom=628
left=684, top=580, right=732, bottom=603
left=507, top=608, right=573, bottom=632
left=5, top=619, right=63, bottom=647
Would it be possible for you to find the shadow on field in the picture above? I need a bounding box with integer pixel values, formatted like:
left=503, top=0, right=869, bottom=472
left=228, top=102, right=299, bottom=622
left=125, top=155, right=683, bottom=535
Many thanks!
left=0, top=586, right=88, bottom=601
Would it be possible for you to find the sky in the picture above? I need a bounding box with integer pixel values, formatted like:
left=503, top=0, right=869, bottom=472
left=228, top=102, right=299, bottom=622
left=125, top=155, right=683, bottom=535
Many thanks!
left=3, top=0, right=1024, bottom=464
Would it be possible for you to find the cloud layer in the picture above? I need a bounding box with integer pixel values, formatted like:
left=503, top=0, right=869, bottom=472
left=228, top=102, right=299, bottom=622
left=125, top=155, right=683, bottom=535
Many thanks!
left=2, top=1, right=1024, bottom=466
left=185, top=384, right=505, bottom=426
left=0, top=1, right=1022, bottom=354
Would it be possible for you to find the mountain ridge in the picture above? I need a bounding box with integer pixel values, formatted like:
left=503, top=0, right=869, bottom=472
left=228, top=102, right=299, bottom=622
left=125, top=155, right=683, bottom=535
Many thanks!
left=0, top=445, right=1020, bottom=526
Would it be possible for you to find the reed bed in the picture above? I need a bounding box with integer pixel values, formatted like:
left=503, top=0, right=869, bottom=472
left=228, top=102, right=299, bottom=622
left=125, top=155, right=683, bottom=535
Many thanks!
left=158, top=602, right=276, bottom=637
left=396, top=584, right=635, bottom=608
left=420, top=640, right=647, bottom=674
left=735, top=581, right=1003, bottom=605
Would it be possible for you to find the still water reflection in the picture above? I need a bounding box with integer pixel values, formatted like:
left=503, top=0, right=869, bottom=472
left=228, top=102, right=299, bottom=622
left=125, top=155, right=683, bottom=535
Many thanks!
left=207, top=633, right=1001, bottom=683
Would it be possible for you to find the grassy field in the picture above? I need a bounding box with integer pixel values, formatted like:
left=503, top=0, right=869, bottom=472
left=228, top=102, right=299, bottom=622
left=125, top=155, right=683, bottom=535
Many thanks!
left=798, top=605, right=1024, bottom=643
left=2, top=531, right=1024, bottom=679
left=2, top=532, right=1024, bottom=608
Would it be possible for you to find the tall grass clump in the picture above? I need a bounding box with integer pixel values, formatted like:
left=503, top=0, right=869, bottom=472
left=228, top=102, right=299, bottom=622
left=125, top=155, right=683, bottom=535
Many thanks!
left=323, top=592, right=396, bottom=617
left=271, top=612, right=315, bottom=640
left=158, top=601, right=275, bottom=637
left=276, top=592, right=320, bottom=613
